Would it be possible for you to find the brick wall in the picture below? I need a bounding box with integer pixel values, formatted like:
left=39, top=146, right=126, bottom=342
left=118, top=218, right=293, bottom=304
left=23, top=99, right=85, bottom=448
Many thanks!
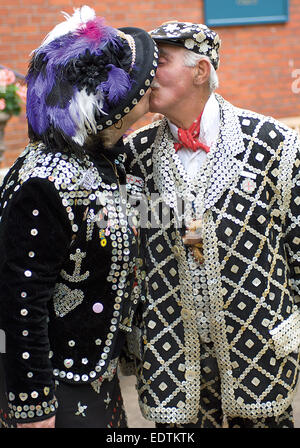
left=1, top=0, right=300, bottom=167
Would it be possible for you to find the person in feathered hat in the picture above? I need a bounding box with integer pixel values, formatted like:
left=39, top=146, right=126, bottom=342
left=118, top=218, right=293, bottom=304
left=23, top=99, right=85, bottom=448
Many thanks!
left=0, top=6, right=158, bottom=428
left=122, top=20, right=300, bottom=428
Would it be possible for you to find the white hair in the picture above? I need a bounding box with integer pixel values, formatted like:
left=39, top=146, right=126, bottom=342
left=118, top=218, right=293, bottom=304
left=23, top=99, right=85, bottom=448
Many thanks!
left=183, top=51, right=219, bottom=92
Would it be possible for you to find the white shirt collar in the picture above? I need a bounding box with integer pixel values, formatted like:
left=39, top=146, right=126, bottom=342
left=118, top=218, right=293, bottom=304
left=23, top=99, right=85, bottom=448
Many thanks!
left=167, top=93, right=220, bottom=147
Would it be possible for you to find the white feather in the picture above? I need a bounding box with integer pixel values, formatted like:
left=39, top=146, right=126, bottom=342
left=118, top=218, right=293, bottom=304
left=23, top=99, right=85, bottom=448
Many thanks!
left=69, top=88, right=107, bottom=146
left=39, top=5, right=96, bottom=49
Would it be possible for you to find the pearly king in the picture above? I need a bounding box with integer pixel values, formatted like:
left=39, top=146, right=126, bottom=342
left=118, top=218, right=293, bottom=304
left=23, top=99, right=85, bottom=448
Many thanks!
left=123, top=93, right=300, bottom=423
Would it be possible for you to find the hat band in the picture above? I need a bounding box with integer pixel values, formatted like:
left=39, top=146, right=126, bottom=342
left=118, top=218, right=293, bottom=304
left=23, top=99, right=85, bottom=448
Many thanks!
left=118, top=31, right=136, bottom=71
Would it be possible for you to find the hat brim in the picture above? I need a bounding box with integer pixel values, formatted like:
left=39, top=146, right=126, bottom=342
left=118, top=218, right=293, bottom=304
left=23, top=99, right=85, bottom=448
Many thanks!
left=96, top=27, right=158, bottom=130
left=150, top=38, right=187, bottom=49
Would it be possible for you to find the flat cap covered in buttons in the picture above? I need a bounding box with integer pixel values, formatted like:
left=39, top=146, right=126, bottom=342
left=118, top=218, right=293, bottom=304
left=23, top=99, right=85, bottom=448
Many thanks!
left=150, top=21, right=221, bottom=70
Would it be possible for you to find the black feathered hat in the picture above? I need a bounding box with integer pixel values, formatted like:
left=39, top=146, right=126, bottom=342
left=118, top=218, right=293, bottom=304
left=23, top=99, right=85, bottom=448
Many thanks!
left=26, top=6, right=158, bottom=150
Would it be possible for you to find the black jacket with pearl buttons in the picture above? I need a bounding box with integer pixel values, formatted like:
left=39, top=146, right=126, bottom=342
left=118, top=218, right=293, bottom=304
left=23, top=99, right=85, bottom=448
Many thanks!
left=123, top=95, right=300, bottom=422
left=0, top=140, right=142, bottom=423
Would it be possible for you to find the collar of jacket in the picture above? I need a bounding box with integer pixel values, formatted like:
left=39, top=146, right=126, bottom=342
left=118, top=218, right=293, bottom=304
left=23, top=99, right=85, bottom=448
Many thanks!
left=202, top=94, right=246, bottom=211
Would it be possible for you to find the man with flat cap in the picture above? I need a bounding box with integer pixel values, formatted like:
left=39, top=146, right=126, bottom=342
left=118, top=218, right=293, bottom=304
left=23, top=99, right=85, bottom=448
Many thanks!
left=122, top=21, right=300, bottom=428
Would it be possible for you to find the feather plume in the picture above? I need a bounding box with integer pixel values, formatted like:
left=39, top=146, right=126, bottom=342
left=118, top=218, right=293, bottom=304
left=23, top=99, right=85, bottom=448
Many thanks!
left=102, top=64, right=132, bottom=105
left=78, top=17, right=110, bottom=41
left=48, top=106, right=77, bottom=139
left=39, top=5, right=96, bottom=49
left=39, top=27, right=118, bottom=66
left=26, top=88, right=48, bottom=135
left=69, top=88, right=106, bottom=145
left=26, top=71, right=50, bottom=134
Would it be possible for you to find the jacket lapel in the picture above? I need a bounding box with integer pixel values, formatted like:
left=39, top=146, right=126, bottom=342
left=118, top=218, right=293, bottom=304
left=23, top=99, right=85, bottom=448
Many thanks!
left=203, top=94, right=247, bottom=211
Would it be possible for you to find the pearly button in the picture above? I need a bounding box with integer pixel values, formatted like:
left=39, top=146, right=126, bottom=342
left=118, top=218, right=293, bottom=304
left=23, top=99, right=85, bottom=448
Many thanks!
left=64, top=359, right=74, bottom=369
left=20, top=309, right=28, bottom=316
left=172, top=245, right=181, bottom=257
left=31, top=229, right=38, bottom=236
left=185, top=370, right=197, bottom=381
left=22, top=352, right=30, bottom=359
left=181, top=308, right=191, bottom=320
left=19, top=393, right=28, bottom=402
left=32, top=210, right=39, bottom=216
left=24, top=270, right=32, bottom=277
left=92, top=302, right=104, bottom=314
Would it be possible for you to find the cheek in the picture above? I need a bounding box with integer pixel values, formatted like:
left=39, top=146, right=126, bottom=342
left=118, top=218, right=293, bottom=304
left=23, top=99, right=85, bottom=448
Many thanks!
left=159, top=70, right=176, bottom=87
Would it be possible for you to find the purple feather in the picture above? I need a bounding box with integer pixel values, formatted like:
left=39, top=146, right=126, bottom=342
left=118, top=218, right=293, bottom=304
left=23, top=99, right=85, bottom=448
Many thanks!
left=36, top=25, right=119, bottom=67
left=101, top=64, right=132, bottom=105
left=47, top=106, right=76, bottom=137
left=26, top=72, right=49, bottom=134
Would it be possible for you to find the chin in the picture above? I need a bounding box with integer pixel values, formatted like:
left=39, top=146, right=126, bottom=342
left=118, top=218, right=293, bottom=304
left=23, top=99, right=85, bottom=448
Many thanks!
left=149, top=91, right=160, bottom=113
left=150, top=101, right=163, bottom=114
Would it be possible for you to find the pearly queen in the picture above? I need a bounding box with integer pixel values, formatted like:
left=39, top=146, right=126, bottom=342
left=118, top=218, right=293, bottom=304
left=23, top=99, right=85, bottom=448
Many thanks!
left=123, top=93, right=300, bottom=424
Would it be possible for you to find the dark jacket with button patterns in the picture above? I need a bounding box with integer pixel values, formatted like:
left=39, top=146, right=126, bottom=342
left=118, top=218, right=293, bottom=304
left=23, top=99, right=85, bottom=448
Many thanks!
left=122, top=94, right=300, bottom=423
left=0, top=140, right=141, bottom=423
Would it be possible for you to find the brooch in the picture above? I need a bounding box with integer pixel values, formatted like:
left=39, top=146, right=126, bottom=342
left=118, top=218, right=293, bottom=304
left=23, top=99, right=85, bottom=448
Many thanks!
left=182, top=218, right=204, bottom=264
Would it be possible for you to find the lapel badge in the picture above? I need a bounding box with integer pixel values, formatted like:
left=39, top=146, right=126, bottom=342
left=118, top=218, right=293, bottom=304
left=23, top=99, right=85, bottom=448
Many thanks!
left=80, top=168, right=99, bottom=190
left=182, top=218, right=204, bottom=264
left=241, top=177, right=256, bottom=194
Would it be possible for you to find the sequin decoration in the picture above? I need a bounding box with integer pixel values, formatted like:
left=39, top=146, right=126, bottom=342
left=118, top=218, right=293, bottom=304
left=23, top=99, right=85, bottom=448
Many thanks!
left=53, top=283, right=84, bottom=317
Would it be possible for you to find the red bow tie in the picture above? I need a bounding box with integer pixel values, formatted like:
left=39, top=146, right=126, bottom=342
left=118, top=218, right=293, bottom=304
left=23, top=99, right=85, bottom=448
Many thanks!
left=174, top=112, right=210, bottom=153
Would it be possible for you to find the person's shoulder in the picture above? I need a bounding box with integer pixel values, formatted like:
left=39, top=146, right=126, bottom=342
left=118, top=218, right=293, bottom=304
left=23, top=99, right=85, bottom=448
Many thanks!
left=17, top=142, right=92, bottom=186
left=124, top=119, right=162, bottom=145
left=233, top=103, right=298, bottom=141
left=2, top=141, right=101, bottom=203
left=217, top=94, right=297, bottom=141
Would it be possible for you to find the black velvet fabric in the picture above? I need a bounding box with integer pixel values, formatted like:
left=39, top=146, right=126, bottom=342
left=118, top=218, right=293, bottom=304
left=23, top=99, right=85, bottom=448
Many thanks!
left=0, top=139, right=139, bottom=424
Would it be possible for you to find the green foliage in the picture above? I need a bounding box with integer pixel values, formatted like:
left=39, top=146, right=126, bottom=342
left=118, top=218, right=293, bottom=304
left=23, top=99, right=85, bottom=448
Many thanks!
left=0, top=83, right=22, bottom=116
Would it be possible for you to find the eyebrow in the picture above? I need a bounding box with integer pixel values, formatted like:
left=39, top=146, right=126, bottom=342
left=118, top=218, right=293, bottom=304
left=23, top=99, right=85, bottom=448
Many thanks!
left=158, top=48, right=171, bottom=59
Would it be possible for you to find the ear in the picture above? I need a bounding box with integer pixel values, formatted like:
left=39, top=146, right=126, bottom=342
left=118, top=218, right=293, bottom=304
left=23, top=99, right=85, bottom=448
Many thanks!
left=193, top=58, right=211, bottom=86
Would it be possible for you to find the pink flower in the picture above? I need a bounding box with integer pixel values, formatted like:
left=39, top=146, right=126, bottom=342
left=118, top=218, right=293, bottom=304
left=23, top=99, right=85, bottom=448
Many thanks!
left=16, top=83, right=27, bottom=103
left=0, top=71, right=7, bottom=87
left=0, top=69, right=16, bottom=87
left=0, top=98, right=6, bottom=110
